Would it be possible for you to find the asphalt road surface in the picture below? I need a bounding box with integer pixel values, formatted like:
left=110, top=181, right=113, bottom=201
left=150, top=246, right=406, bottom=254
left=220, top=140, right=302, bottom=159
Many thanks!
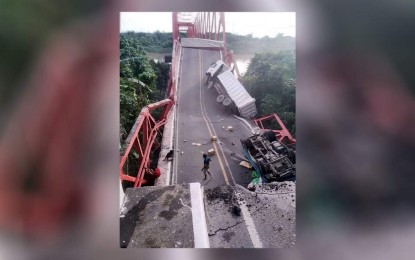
left=173, top=48, right=253, bottom=189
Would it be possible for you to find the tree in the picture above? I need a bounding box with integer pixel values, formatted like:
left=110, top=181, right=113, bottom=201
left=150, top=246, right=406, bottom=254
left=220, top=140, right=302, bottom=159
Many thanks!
left=120, top=36, right=158, bottom=142
left=119, top=34, right=171, bottom=143
left=242, top=51, right=296, bottom=136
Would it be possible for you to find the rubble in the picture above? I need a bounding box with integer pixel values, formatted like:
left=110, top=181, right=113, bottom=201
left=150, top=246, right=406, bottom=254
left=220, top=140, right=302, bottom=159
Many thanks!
left=239, top=161, right=252, bottom=169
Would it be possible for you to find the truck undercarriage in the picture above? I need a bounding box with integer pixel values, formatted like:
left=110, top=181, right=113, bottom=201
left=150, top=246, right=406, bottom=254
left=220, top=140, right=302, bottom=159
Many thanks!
left=241, top=130, right=296, bottom=182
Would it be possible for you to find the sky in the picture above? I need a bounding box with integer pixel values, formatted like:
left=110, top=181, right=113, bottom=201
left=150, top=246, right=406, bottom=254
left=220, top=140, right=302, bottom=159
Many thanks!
left=120, top=12, right=296, bottom=38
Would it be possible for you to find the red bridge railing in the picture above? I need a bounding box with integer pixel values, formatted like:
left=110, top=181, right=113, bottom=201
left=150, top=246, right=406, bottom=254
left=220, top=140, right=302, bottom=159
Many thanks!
left=119, top=98, right=173, bottom=187
left=120, top=12, right=227, bottom=188
left=254, top=113, right=296, bottom=144
left=120, top=27, right=180, bottom=188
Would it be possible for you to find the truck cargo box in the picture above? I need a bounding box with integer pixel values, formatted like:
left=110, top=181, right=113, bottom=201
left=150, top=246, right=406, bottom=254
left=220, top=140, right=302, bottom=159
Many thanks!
left=216, top=69, right=257, bottom=118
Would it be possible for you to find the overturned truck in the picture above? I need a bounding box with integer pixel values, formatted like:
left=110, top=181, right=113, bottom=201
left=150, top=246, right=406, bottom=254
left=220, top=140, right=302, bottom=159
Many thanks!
left=241, top=130, right=296, bottom=183
left=205, top=60, right=257, bottom=118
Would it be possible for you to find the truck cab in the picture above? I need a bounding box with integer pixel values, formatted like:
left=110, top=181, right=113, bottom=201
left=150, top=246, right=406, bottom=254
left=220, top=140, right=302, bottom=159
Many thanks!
left=206, top=60, right=228, bottom=79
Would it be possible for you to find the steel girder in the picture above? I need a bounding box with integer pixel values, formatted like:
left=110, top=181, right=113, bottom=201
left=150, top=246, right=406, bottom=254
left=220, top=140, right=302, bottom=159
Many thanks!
left=254, top=113, right=296, bottom=144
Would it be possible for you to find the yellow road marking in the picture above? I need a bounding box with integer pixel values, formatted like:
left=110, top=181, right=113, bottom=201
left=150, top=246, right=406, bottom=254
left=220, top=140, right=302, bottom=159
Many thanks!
left=198, top=50, right=229, bottom=185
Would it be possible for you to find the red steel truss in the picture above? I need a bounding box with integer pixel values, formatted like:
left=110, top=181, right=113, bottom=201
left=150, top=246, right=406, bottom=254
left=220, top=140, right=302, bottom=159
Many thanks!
left=173, top=12, right=226, bottom=44
left=254, top=113, right=296, bottom=144
left=119, top=99, right=173, bottom=187
left=120, top=16, right=181, bottom=188
left=120, top=12, right=257, bottom=187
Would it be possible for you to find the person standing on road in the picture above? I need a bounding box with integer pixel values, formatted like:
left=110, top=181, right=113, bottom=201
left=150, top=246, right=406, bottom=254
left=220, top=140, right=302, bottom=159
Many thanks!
left=201, top=154, right=212, bottom=180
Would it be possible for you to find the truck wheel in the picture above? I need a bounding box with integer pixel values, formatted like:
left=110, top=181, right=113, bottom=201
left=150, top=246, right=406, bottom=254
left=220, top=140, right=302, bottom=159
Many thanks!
left=258, top=161, right=267, bottom=175
left=265, top=130, right=277, bottom=142
left=223, top=97, right=232, bottom=106
left=245, top=138, right=255, bottom=150
left=205, top=75, right=211, bottom=85
left=216, top=95, right=225, bottom=103
left=242, top=138, right=254, bottom=150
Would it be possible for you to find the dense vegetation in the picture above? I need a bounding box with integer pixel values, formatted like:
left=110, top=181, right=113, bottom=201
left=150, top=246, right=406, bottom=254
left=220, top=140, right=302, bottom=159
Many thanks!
left=120, top=31, right=295, bottom=54
left=120, top=35, right=169, bottom=143
left=121, top=31, right=174, bottom=53
left=242, top=51, right=296, bottom=136
left=120, top=31, right=295, bottom=139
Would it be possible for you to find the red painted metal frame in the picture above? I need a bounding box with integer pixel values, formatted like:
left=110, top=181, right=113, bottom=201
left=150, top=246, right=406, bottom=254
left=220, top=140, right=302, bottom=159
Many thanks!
left=120, top=14, right=180, bottom=188
left=254, top=113, right=296, bottom=144
left=121, top=12, right=236, bottom=188
left=119, top=99, right=173, bottom=187
left=190, top=12, right=240, bottom=77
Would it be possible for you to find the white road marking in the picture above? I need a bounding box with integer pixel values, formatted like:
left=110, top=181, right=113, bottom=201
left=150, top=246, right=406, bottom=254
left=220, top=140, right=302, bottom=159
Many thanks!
left=199, top=50, right=236, bottom=185
left=190, top=183, right=210, bottom=248
left=234, top=192, right=263, bottom=248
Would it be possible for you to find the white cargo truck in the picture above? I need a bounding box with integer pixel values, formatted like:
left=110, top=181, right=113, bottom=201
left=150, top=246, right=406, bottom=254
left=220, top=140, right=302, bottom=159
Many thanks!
left=205, top=60, right=257, bottom=118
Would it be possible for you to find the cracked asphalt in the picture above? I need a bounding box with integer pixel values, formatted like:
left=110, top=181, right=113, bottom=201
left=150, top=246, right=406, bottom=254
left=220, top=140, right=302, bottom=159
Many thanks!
left=120, top=45, right=296, bottom=248
left=204, top=183, right=296, bottom=248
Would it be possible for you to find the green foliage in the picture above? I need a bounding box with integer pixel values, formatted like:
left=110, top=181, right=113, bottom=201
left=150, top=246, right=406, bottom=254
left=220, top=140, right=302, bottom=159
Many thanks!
left=120, top=31, right=295, bottom=55
left=242, top=51, right=296, bottom=136
left=121, top=31, right=173, bottom=53
left=119, top=34, right=170, bottom=143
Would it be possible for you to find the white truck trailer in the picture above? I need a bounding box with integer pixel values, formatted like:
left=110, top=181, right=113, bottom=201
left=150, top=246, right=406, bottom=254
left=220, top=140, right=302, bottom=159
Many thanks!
left=205, top=60, right=257, bottom=118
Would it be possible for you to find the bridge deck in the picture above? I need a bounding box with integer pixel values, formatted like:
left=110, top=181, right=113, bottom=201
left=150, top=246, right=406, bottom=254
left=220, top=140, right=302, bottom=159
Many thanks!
left=173, top=47, right=253, bottom=189
left=181, top=38, right=224, bottom=49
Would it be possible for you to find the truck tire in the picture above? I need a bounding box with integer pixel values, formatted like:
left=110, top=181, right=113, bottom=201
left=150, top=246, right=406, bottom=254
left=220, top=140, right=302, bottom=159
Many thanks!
left=242, top=138, right=254, bottom=150
left=223, top=97, right=232, bottom=106
left=258, top=161, right=267, bottom=175
left=265, top=130, right=277, bottom=142
left=216, top=94, right=225, bottom=103
left=205, top=75, right=211, bottom=85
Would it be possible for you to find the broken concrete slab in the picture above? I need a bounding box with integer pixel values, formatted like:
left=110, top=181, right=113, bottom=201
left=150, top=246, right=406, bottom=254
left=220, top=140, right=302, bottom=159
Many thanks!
left=120, top=185, right=194, bottom=248
left=204, top=184, right=296, bottom=248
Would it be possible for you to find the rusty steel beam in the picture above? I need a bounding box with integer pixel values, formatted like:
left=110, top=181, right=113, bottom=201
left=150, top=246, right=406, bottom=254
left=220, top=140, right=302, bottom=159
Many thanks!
left=254, top=113, right=296, bottom=144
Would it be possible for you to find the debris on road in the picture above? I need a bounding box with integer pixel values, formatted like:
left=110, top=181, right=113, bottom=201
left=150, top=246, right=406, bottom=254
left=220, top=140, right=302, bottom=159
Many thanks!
left=211, top=136, right=217, bottom=141
left=208, top=149, right=215, bottom=156
left=226, top=126, right=234, bottom=132
left=192, top=143, right=202, bottom=146
left=239, top=161, right=252, bottom=169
